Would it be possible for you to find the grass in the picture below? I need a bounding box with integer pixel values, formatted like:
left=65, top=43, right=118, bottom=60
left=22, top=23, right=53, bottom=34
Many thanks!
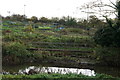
left=2, top=73, right=119, bottom=80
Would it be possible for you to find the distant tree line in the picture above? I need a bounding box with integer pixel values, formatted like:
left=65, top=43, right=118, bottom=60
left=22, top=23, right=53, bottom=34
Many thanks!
left=2, top=14, right=107, bottom=29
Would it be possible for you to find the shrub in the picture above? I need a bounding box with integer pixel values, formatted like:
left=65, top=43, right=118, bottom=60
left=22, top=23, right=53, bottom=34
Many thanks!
left=94, top=27, right=115, bottom=47
left=2, top=42, right=29, bottom=56
left=2, top=42, right=31, bottom=64
left=24, top=26, right=34, bottom=32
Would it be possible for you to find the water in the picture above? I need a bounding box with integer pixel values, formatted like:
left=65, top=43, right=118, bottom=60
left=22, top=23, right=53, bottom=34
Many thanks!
left=2, top=64, right=95, bottom=76
left=94, top=66, right=120, bottom=77
left=18, top=66, right=95, bottom=76
left=3, top=63, right=120, bottom=77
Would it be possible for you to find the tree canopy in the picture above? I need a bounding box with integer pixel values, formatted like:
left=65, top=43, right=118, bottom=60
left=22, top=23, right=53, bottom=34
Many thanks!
left=94, top=0, right=120, bottom=47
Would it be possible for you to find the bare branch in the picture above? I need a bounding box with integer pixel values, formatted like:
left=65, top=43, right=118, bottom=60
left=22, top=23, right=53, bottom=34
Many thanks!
left=104, top=4, right=117, bottom=9
left=109, top=0, right=117, bottom=8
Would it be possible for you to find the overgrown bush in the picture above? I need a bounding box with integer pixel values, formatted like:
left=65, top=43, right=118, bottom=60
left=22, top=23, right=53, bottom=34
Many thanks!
left=94, top=24, right=120, bottom=47
left=94, top=27, right=115, bottom=47
left=2, top=42, right=31, bottom=64
left=3, top=42, right=30, bottom=56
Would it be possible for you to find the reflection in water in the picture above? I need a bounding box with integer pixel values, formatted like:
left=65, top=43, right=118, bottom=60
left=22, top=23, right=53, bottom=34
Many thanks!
left=18, top=66, right=95, bottom=76
left=94, top=66, right=120, bottom=77
left=3, top=63, right=120, bottom=77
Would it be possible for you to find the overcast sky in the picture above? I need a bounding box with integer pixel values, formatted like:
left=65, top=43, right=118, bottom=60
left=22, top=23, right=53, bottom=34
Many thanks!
left=0, top=0, right=116, bottom=19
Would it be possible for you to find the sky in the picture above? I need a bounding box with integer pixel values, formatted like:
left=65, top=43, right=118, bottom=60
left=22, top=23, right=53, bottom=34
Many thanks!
left=0, top=0, right=116, bottom=19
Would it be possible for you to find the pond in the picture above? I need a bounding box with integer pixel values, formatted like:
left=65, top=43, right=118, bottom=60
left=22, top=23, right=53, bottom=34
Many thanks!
left=2, top=63, right=120, bottom=77
left=17, top=66, right=95, bottom=76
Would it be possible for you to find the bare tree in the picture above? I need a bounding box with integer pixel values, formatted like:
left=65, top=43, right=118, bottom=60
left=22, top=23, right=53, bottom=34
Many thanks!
left=78, top=0, right=116, bottom=19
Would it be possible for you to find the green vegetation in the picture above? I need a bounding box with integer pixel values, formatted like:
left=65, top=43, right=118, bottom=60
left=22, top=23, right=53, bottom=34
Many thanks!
left=2, top=0, right=120, bottom=79
left=2, top=73, right=119, bottom=80
left=2, top=24, right=95, bottom=65
left=38, top=26, right=52, bottom=30
left=93, top=1, right=120, bottom=66
left=2, top=1, right=120, bottom=67
left=2, top=41, right=32, bottom=64
left=95, top=46, right=120, bottom=66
